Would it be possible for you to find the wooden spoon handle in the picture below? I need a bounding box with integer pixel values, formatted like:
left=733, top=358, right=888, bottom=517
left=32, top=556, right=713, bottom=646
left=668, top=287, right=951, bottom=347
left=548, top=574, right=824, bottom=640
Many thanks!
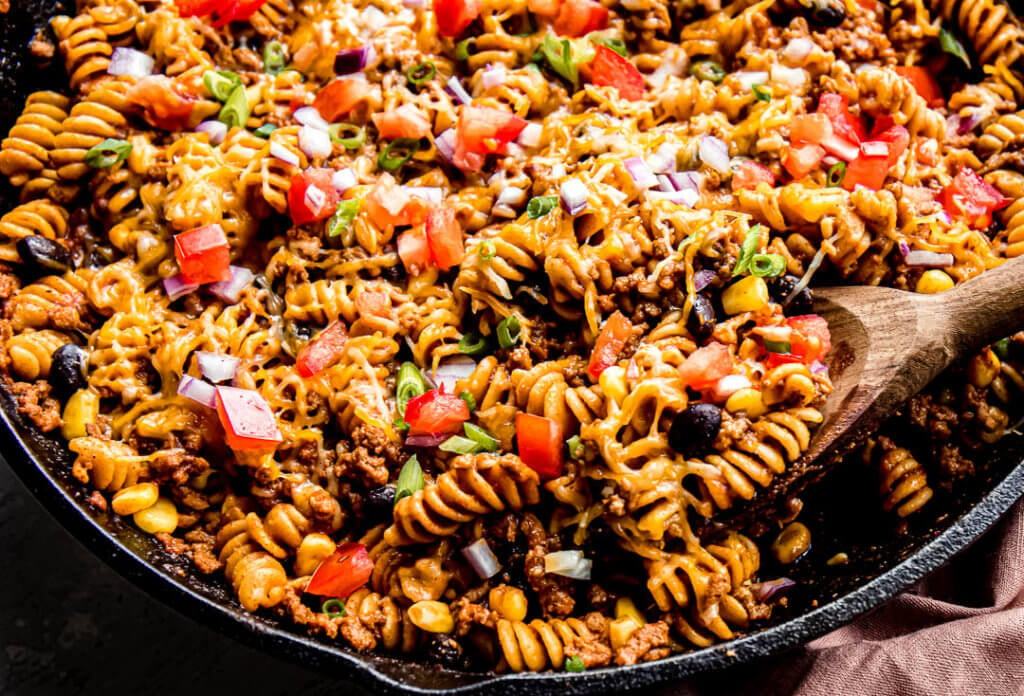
left=930, top=255, right=1024, bottom=352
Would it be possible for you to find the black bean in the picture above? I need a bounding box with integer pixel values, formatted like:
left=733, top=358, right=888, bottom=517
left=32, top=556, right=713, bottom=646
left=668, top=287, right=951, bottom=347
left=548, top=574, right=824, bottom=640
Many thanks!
left=768, top=275, right=813, bottom=314
left=427, top=634, right=465, bottom=669
left=365, top=485, right=396, bottom=519
left=16, top=236, right=72, bottom=278
left=808, top=0, right=846, bottom=26
left=668, top=403, right=722, bottom=458
left=687, top=293, right=716, bottom=341
left=49, top=344, right=88, bottom=398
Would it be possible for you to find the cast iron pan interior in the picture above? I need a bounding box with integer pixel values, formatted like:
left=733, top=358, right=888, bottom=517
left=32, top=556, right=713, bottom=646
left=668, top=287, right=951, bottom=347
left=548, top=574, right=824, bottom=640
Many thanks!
left=3, top=3, right=1024, bottom=693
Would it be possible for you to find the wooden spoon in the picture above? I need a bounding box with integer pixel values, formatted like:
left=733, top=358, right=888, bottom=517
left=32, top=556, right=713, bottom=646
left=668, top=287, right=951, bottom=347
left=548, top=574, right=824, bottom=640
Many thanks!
left=771, top=254, right=1024, bottom=502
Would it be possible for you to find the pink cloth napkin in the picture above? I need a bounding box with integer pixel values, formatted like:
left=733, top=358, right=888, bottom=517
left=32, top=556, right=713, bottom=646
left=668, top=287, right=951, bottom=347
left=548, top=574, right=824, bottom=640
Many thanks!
left=679, top=498, right=1024, bottom=696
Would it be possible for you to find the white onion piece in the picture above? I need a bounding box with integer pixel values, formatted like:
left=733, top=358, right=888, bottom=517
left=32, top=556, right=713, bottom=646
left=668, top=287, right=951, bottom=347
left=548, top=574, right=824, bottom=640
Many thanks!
left=905, top=250, right=955, bottom=267
left=550, top=163, right=566, bottom=180
left=560, top=178, right=588, bottom=215
left=435, top=128, right=456, bottom=162
left=332, top=168, right=358, bottom=193
left=208, top=266, right=254, bottom=304
left=196, top=351, right=240, bottom=383
left=196, top=120, right=227, bottom=145
left=178, top=374, right=217, bottom=408
left=432, top=356, right=477, bottom=393
left=709, top=374, right=752, bottom=402
left=782, top=37, right=815, bottom=65
left=461, top=538, right=501, bottom=579
left=699, top=135, right=730, bottom=174
left=770, top=65, right=807, bottom=92
left=496, top=186, right=526, bottom=207
left=734, top=71, right=769, bottom=89
left=269, top=142, right=300, bottom=166
left=447, top=76, right=472, bottom=105
left=810, top=360, right=829, bottom=375
left=163, top=274, right=199, bottom=301
left=108, top=47, right=154, bottom=78
left=406, top=186, right=444, bottom=204
left=624, top=156, right=658, bottom=189
left=293, top=106, right=330, bottom=131
left=517, top=122, right=543, bottom=148
left=544, top=550, right=593, bottom=580
left=361, top=5, right=387, bottom=32
left=481, top=63, right=507, bottom=89
left=298, top=125, right=332, bottom=159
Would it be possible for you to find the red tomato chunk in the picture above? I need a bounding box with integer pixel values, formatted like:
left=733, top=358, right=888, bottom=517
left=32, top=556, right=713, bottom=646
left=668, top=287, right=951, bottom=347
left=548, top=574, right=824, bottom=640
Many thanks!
left=516, top=413, right=563, bottom=479
left=174, top=223, right=231, bottom=285
left=215, top=386, right=283, bottom=451
left=305, top=542, right=374, bottom=597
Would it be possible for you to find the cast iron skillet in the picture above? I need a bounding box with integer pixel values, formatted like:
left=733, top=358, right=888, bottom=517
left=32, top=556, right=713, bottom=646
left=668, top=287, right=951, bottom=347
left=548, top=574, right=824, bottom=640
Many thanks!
left=4, top=3, right=1024, bottom=693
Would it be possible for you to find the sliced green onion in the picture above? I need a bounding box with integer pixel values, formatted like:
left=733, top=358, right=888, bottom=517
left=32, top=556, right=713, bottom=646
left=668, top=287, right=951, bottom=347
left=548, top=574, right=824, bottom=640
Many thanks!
left=203, top=70, right=242, bottom=102
left=394, top=455, right=424, bottom=504
left=763, top=338, right=792, bottom=354
left=752, top=83, right=772, bottom=102
left=406, top=61, right=437, bottom=86
left=749, top=253, right=786, bottom=278
left=458, top=331, right=489, bottom=357
left=456, top=38, right=476, bottom=61
left=83, top=138, right=132, bottom=168
left=477, top=240, right=496, bottom=261
left=527, top=195, right=558, bottom=219
left=994, top=337, right=1011, bottom=360
left=328, top=123, right=365, bottom=149
left=566, top=434, right=583, bottom=459
left=394, top=417, right=409, bottom=431
left=218, top=84, right=250, bottom=129
left=459, top=390, right=477, bottom=412
left=939, top=27, right=970, bottom=68
left=322, top=598, right=346, bottom=617
left=327, top=198, right=361, bottom=238
left=690, top=60, right=726, bottom=84
left=396, top=361, right=430, bottom=415
left=542, top=34, right=579, bottom=87
left=496, top=315, right=521, bottom=349
left=565, top=655, right=586, bottom=673
left=827, top=161, right=846, bottom=187
left=464, top=423, right=499, bottom=451
left=254, top=123, right=277, bottom=138
left=439, top=435, right=481, bottom=454
left=263, top=40, right=287, bottom=75
left=731, top=224, right=762, bottom=276
left=589, top=35, right=627, bottom=56
left=378, top=137, right=419, bottom=172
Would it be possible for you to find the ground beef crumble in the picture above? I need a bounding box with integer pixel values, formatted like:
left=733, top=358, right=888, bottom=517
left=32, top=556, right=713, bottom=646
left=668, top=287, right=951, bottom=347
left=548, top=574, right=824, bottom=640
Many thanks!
left=521, top=514, right=576, bottom=618
left=616, top=621, right=671, bottom=666
left=184, top=529, right=221, bottom=574
left=9, top=380, right=62, bottom=432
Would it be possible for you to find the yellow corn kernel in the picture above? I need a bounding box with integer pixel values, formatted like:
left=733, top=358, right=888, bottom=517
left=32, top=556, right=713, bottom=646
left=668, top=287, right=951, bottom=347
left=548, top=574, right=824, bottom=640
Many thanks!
left=599, top=365, right=628, bottom=405
left=722, top=276, right=769, bottom=315
left=915, top=269, right=954, bottom=294
left=62, top=389, right=99, bottom=440
left=408, top=600, right=454, bottom=634
left=111, top=482, right=159, bottom=516
left=614, top=597, right=645, bottom=626
left=725, top=387, right=768, bottom=418
left=489, top=585, right=528, bottom=622
left=609, top=616, right=641, bottom=652
left=967, top=348, right=1001, bottom=389
left=133, top=497, right=178, bottom=534
left=771, top=521, right=812, bottom=564
left=295, top=533, right=336, bottom=577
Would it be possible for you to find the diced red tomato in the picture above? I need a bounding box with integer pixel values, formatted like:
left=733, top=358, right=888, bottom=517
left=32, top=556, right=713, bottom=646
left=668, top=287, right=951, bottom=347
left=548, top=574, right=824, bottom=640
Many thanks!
left=434, top=0, right=481, bottom=36
left=366, top=173, right=432, bottom=228
left=589, top=45, right=644, bottom=101
left=296, top=321, right=349, bottom=377
left=174, top=0, right=222, bottom=16
left=788, top=113, right=831, bottom=145
left=215, top=386, right=283, bottom=451
left=288, top=168, right=341, bottom=226
left=527, top=0, right=559, bottom=15
left=783, top=144, right=825, bottom=179
left=397, top=227, right=431, bottom=274
left=372, top=104, right=432, bottom=140
left=313, top=78, right=373, bottom=122
left=843, top=142, right=890, bottom=191
left=871, top=125, right=910, bottom=167
left=404, top=389, right=470, bottom=435
left=587, top=311, right=632, bottom=380
left=732, top=160, right=776, bottom=191
left=678, top=342, right=733, bottom=391
left=786, top=315, right=831, bottom=363
left=453, top=106, right=528, bottom=171
left=210, top=0, right=267, bottom=26
left=174, top=223, right=231, bottom=284
left=816, top=93, right=867, bottom=144
left=515, top=413, right=563, bottom=479
left=819, top=132, right=861, bottom=162
left=553, top=0, right=609, bottom=37
left=940, top=168, right=1009, bottom=229
left=304, top=543, right=374, bottom=597
left=894, top=66, right=944, bottom=108
left=128, top=76, right=199, bottom=131
left=425, top=207, right=464, bottom=270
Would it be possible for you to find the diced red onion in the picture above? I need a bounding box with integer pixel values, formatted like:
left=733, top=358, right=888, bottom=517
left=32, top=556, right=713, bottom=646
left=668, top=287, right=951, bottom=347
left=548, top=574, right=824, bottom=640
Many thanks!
left=517, top=123, right=543, bottom=148
left=905, top=250, right=955, bottom=267
left=107, top=47, right=154, bottom=78
left=461, top=538, right=501, bottom=579
left=208, top=265, right=254, bottom=304
left=402, top=0, right=424, bottom=7
left=332, top=168, right=358, bottom=193
left=782, top=37, right=814, bottom=65
left=624, top=156, right=658, bottom=189
left=560, top=178, right=588, bottom=216
left=544, top=550, right=592, bottom=580
left=751, top=577, right=796, bottom=602
left=550, top=163, right=566, bottom=180
left=709, top=374, right=751, bottom=402
left=898, top=241, right=911, bottom=257
left=693, top=268, right=716, bottom=292
left=771, top=64, right=806, bottom=92
left=298, top=125, right=332, bottom=159
left=406, top=186, right=444, bottom=204
left=163, top=274, right=199, bottom=301
left=699, top=135, right=730, bottom=174
left=432, top=356, right=477, bottom=393
left=481, top=64, right=507, bottom=89
left=821, top=154, right=840, bottom=168
left=959, top=111, right=982, bottom=134
left=196, top=352, right=240, bottom=383
left=196, top=120, right=227, bottom=145
left=936, top=209, right=951, bottom=225
left=734, top=71, right=769, bottom=89
left=810, top=360, right=829, bottom=375
left=294, top=106, right=330, bottom=131
left=496, top=186, right=526, bottom=207
left=656, top=174, right=675, bottom=192
left=269, top=141, right=300, bottom=167
left=446, top=76, right=472, bottom=106
left=946, top=114, right=961, bottom=139
left=648, top=144, right=678, bottom=173
left=404, top=432, right=449, bottom=447
left=361, top=5, right=386, bottom=31
left=435, top=128, right=456, bottom=162
left=178, top=374, right=217, bottom=408
left=626, top=357, right=639, bottom=380
left=334, top=46, right=374, bottom=75
left=505, top=143, right=525, bottom=159
left=305, top=184, right=326, bottom=212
